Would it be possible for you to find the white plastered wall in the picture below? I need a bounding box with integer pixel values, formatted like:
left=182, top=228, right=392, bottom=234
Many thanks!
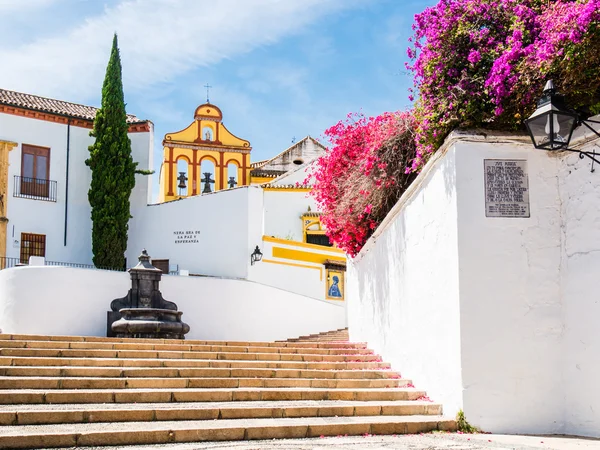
left=558, top=126, right=600, bottom=437
left=347, top=146, right=463, bottom=415
left=0, top=266, right=346, bottom=341
left=127, top=187, right=253, bottom=278
left=263, top=190, right=318, bottom=242
left=454, top=138, right=564, bottom=434
left=347, top=128, right=600, bottom=437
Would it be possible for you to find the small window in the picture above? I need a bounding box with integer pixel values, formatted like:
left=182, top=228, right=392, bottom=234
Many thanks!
left=20, top=233, right=46, bottom=264
left=302, top=216, right=332, bottom=247
left=21, top=145, right=51, bottom=198
left=307, top=234, right=332, bottom=247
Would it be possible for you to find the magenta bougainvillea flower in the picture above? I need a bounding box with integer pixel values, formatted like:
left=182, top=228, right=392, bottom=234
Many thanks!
left=312, top=0, right=600, bottom=255
left=407, top=0, right=600, bottom=172
left=308, top=112, right=416, bottom=256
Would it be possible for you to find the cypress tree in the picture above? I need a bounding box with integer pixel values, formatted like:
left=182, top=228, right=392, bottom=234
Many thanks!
left=86, top=34, right=136, bottom=269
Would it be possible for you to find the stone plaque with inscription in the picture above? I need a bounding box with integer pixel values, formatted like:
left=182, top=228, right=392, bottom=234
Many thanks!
left=484, top=159, right=530, bottom=218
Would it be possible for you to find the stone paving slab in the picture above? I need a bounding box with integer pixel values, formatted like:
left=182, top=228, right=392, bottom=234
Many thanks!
left=42, top=433, right=600, bottom=450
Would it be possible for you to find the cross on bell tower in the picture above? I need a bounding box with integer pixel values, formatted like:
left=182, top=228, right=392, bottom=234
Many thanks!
left=204, top=83, right=212, bottom=103
left=202, top=172, right=215, bottom=194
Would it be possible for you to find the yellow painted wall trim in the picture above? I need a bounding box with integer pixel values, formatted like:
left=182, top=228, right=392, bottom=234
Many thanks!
left=263, top=236, right=345, bottom=254
left=0, top=141, right=17, bottom=259
left=263, top=187, right=312, bottom=192
left=250, top=177, right=274, bottom=185
left=262, top=259, right=323, bottom=281
left=272, top=247, right=345, bottom=265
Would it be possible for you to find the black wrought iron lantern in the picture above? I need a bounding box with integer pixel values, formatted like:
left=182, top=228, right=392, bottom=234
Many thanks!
left=524, top=80, right=600, bottom=171
left=250, top=246, right=263, bottom=265
left=524, top=80, right=579, bottom=151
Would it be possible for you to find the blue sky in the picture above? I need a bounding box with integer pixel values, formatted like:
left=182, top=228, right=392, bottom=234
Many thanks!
left=0, top=0, right=435, bottom=194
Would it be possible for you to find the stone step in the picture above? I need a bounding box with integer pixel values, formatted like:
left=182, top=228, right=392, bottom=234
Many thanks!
left=0, top=366, right=400, bottom=380
left=0, top=400, right=442, bottom=425
left=289, top=335, right=349, bottom=341
left=0, top=340, right=372, bottom=355
left=284, top=329, right=350, bottom=343
left=0, top=387, right=426, bottom=404
left=0, top=415, right=456, bottom=448
left=0, top=376, right=410, bottom=390
left=0, top=348, right=380, bottom=362
left=0, top=356, right=391, bottom=370
left=0, top=334, right=365, bottom=349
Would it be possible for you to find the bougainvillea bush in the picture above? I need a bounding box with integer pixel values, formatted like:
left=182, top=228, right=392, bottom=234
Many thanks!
left=310, top=112, right=417, bottom=257
left=407, top=0, right=600, bottom=171
left=311, top=0, right=600, bottom=255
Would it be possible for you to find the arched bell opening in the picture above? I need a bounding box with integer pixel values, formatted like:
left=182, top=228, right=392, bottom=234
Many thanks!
left=176, top=158, right=190, bottom=197
left=200, top=158, right=216, bottom=194
left=227, top=162, right=240, bottom=189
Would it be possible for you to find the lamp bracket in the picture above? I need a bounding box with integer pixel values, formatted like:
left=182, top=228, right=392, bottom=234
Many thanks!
left=572, top=120, right=600, bottom=172
left=562, top=147, right=600, bottom=173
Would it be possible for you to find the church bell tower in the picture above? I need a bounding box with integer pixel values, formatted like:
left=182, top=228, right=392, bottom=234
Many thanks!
left=158, top=101, right=252, bottom=203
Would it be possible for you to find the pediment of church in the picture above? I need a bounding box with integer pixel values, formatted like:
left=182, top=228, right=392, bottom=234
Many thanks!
left=163, top=103, right=251, bottom=151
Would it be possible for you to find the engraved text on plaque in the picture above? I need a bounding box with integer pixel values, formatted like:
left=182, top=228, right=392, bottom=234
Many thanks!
left=484, top=159, right=530, bottom=218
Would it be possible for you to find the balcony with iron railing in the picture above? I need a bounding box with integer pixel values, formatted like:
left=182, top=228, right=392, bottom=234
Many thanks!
left=13, top=175, right=57, bottom=202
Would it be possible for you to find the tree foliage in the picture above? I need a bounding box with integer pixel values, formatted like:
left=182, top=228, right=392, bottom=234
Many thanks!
left=86, top=34, right=136, bottom=269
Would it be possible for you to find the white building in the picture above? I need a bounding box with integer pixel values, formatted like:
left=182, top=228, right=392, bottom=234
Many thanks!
left=0, top=88, right=153, bottom=268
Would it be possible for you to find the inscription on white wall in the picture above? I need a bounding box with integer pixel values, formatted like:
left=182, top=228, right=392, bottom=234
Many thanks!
left=484, top=159, right=530, bottom=218
left=174, top=231, right=200, bottom=244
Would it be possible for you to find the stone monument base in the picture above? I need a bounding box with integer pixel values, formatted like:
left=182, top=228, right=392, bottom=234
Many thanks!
left=111, top=308, right=190, bottom=340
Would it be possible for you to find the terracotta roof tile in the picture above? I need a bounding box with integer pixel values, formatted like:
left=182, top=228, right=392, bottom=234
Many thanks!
left=250, top=169, right=286, bottom=178
left=262, top=183, right=312, bottom=189
left=0, top=88, right=144, bottom=124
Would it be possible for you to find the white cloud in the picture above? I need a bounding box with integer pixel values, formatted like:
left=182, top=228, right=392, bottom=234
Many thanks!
left=0, top=0, right=56, bottom=13
left=0, top=0, right=356, bottom=102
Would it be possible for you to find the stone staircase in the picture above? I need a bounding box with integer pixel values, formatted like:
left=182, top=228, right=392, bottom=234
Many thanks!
left=0, top=332, right=455, bottom=448
left=283, top=327, right=350, bottom=342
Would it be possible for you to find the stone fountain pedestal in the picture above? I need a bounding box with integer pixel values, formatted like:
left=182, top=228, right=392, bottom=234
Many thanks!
left=107, top=250, right=190, bottom=339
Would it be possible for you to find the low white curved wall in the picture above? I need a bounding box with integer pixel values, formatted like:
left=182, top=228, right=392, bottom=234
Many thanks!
left=0, top=266, right=346, bottom=341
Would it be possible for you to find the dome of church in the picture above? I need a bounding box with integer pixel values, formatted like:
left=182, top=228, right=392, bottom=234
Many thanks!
left=194, top=103, right=223, bottom=122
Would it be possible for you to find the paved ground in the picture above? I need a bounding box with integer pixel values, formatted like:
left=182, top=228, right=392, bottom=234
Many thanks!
left=48, top=433, right=600, bottom=450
